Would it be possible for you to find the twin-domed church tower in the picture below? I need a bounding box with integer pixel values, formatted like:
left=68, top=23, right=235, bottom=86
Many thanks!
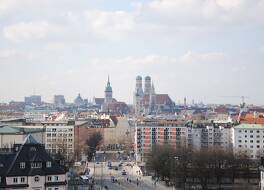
left=134, top=75, right=156, bottom=115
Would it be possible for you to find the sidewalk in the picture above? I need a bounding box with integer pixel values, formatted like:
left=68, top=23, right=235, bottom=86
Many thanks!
left=125, top=164, right=171, bottom=190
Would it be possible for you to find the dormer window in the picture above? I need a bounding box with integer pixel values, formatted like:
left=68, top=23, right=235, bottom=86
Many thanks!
left=46, top=161, right=51, bottom=168
left=31, top=162, right=42, bottom=168
left=20, top=162, right=25, bottom=169
left=30, top=147, right=36, bottom=151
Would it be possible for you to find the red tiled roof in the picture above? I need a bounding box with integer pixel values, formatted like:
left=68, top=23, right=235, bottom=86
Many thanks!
left=142, top=94, right=173, bottom=105
left=155, top=94, right=173, bottom=105
left=240, top=118, right=264, bottom=124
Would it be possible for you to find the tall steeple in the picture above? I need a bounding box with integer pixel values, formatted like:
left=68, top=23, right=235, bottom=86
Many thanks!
left=104, top=75, right=113, bottom=103
left=107, top=75, right=110, bottom=86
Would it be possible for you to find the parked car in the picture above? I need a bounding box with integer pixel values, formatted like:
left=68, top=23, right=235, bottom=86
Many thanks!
left=122, top=170, right=127, bottom=175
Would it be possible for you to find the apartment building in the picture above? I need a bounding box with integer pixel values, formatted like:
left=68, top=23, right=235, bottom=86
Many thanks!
left=233, top=124, right=264, bottom=159
left=135, top=118, right=233, bottom=161
left=45, top=125, right=74, bottom=160
left=187, top=123, right=233, bottom=150
left=135, top=119, right=187, bottom=161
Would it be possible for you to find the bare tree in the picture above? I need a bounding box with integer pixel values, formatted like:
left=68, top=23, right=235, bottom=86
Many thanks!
left=86, top=132, right=103, bottom=161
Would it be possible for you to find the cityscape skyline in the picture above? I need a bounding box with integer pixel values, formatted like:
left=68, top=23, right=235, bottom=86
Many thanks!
left=0, top=0, right=264, bottom=105
left=0, top=75, right=258, bottom=106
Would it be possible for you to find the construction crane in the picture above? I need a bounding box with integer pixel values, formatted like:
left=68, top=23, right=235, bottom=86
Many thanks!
left=219, top=96, right=250, bottom=123
left=219, top=96, right=249, bottom=108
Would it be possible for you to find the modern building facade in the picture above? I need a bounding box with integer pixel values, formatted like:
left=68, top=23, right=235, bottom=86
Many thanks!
left=135, top=119, right=187, bottom=161
left=54, top=95, right=66, bottom=107
left=135, top=118, right=234, bottom=161
left=233, top=124, right=264, bottom=159
left=24, top=95, right=42, bottom=106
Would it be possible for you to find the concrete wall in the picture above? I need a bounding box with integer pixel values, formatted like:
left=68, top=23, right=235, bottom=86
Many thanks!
left=104, top=117, right=134, bottom=145
left=0, top=134, right=24, bottom=149
left=0, top=132, right=45, bottom=149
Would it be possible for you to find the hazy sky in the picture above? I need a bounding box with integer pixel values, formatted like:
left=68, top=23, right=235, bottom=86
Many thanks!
left=0, top=0, right=264, bottom=105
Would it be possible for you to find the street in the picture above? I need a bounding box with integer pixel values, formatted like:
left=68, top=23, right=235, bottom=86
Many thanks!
left=89, top=161, right=169, bottom=190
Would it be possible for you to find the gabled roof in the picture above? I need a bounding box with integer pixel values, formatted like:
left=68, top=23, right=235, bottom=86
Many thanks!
left=155, top=94, right=173, bottom=105
left=0, top=135, right=65, bottom=178
left=142, top=94, right=174, bottom=105
left=23, top=134, right=39, bottom=144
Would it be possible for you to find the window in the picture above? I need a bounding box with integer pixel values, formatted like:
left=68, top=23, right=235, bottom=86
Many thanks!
left=34, top=176, right=39, bottom=182
left=46, top=161, right=51, bottom=168
left=250, top=140, right=254, bottom=143
left=250, top=130, right=253, bottom=133
left=55, top=188, right=59, bottom=190
left=13, top=178, right=18, bottom=183
left=250, top=135, right=253, bottom=138
left=30, top=147, right=36, bottom=151
left=21, top=177, right=25, bottom=183
left=48, top=188, right=52, bottom=190
left=20, top=162, right=25, bottom=169
left=31, top=162, right=42, bottom=168
left=47, top=176, right=52, bottom=181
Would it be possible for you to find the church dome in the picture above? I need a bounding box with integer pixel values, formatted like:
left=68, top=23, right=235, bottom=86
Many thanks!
left=136, top=75, right=142, bottom=80
left=145, top=76, right=151, bottom=80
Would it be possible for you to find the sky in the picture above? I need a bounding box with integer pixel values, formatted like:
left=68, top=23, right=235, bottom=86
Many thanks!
left=0, top=0, right=264, bottom=105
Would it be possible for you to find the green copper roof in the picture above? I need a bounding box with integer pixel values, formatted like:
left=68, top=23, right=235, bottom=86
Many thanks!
left=105, top=76, right=112, bottom=92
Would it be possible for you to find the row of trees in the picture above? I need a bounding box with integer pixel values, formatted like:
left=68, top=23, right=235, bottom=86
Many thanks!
left=146, top=145, right=260, bottom=190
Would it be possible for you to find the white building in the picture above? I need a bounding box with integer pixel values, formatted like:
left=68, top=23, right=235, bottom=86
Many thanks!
left=12, top=122, right=74, bottom=160
left=233, top=124, right=264, bottom=159
left=45, top=125, right=74, bottom=159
